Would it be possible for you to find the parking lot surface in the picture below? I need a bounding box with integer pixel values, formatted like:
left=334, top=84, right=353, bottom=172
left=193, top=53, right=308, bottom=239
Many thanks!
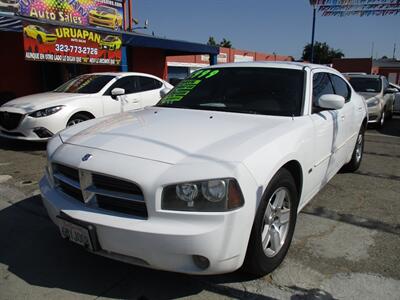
left=0, top=116, right=399, bottom=300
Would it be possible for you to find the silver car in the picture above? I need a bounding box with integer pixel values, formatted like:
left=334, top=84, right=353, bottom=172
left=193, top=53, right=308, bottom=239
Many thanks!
left=389, top=83, right=400, bottom=113
left=348, top=74, right=396, bottom=127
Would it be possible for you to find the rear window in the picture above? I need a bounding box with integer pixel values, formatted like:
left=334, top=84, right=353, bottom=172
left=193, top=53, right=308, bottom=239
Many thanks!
left=349, top=77, right=381, bottom=93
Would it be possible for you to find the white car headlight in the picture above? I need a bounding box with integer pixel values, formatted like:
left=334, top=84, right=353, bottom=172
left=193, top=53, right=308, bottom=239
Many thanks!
left=367, top=98, right=379, bottom=107
left=162, top=178, right=244, bottom=212
left=29, top=106, right=64, bottom=118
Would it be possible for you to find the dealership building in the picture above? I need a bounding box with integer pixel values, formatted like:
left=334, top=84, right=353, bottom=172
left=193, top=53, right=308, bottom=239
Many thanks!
left=332, top=58, right=400, bottom=84
left=0, top=1, right=292, bottom=102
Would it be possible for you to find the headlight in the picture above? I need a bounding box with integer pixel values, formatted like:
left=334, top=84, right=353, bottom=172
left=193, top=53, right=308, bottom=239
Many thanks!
left=29, top=106, right=63, bottom=118
left=162, top=178, right=244, bottom=212
left=367, top=99, right=379, bottom=107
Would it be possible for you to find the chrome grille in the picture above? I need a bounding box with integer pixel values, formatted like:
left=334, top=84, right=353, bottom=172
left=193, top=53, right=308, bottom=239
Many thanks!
left=52, top=163, right=147, bottom=218
left=0, top=111, right=23, bottom=130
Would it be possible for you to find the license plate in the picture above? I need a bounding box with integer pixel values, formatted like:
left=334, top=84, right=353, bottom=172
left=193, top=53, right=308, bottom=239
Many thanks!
left=58, top=218, right=94, bottom=251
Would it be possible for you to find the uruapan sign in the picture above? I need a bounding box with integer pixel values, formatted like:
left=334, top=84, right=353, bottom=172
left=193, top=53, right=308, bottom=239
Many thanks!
left=19, top=0, right=124, bottom=30
left=23, top=21, right=122, bottom=65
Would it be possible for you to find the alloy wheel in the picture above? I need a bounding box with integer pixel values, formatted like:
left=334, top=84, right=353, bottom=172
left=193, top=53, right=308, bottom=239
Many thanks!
left=261, top=187, right=291, bottom=257
left=355, top=132, right=363, bottom=162
left=380, top=111, right=385, bottom=127
left=67, top=118, right=84, bottom=127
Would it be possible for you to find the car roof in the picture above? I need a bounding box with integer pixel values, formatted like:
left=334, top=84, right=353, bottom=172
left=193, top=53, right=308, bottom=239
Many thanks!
left=84, top=72, right=163, bottom=78
left=206, top=61, right=337, bottom=72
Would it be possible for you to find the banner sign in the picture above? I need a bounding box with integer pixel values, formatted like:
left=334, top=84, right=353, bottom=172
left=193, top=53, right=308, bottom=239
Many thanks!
left=23, top=21, right=122, bottom=65
left=314, top=0, right=400, bottom=16
left=19, top=0, right=124, bottom=30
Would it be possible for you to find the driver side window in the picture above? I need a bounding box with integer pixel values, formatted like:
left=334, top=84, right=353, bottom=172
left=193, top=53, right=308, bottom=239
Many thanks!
left=104, top=76, right=138, bottom=95
left=312, top=72, right=334, bottom=113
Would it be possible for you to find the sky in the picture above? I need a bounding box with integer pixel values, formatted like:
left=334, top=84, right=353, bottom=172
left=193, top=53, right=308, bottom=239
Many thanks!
left=133, top=0, right=400, bottom=60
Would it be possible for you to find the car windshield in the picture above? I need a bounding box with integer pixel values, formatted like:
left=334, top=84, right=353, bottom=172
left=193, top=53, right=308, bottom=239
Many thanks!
left=104, top=36, right=115, bottom=42
left=97, top=6, right=115, bottom=14
left=53, top=74, right=115, bottom=94
left=157, top=67, right=305, bottom=116
left=349, top=77, right=381, bottom=93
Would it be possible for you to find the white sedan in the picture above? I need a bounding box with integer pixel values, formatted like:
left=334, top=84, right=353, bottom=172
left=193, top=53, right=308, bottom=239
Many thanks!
left=40, top=62, right=367, bottom=275
left=0, top=72, right=172, bottom=141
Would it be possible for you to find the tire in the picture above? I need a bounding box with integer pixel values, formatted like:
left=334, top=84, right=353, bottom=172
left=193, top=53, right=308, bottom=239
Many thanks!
left=378, top=110, right=385, bottom=128
left=342, top=126, right=365, bottom=172
left=67, top=113, right=91, bottom=127
left=37, top=35, right=43, bottom=44
left=242, top=168, right=298, bottom=276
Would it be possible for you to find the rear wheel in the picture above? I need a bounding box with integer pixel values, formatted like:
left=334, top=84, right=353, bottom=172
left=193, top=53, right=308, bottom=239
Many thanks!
left=242, top=168, right=298, bottom=276
left=67, top=113, right=91, bottom=127
left=37, top=35, right=43, bottom=44
left=342, top=126, right=365, bottom=172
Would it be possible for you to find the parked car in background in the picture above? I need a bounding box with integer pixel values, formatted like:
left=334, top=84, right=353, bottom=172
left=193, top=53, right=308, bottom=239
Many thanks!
left=389, top=83, right=400, bottom=113
left=40, top=62, right=367, bottom=276
left=347, top=74, right=396, bottom=127
left=0, top=72, right=172, bottom=141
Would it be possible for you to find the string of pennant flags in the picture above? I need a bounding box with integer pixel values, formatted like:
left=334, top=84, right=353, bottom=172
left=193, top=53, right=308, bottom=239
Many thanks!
left=313, top=0, right=400, bottom=16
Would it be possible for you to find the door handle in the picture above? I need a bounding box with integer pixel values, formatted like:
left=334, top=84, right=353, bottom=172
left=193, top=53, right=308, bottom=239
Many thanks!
left=358, top=107, right=363, bottom=111
left=341, top=115, right=345, bottom=120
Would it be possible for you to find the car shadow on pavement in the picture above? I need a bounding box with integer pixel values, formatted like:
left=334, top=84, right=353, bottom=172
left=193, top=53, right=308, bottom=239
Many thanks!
left=0, top=195, right=276, bottom=300
left=0, top=137, right=47, bottom=152
left=375, top=116, right=400, bottom=138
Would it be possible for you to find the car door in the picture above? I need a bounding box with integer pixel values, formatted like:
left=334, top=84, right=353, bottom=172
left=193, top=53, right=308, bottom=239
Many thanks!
left=329, top=73, right=356, bottom=165
left=308, top=71, right=341, bottom=194
left=102, top=76, right=141, bottom=115
left=133, top=76, right=164, bottom=108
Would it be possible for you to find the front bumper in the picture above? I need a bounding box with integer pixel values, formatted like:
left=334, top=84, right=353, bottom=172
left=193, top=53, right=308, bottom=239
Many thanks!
left=0, top=112, right=67, bottom=141
left=39, top=145, right=257, bottom=274
left=367, top=105, right=382, bottom=123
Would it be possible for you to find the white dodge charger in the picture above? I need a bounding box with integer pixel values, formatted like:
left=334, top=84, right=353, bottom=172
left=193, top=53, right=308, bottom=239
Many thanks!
left=0, top=72, right=172, bottom=141
left=40, top=62, right=367, bottom=276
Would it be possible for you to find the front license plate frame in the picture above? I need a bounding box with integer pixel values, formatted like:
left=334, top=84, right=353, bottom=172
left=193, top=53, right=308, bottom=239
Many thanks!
left=57, top=214, right=100, bottom=251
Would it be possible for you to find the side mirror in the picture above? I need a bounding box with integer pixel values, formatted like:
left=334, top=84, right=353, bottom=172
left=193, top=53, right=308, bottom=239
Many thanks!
left=318, top=94, right=345, bottom=110
left=160, top=88, right=170, bottom=98
left=384, top=87, right=398, bottom=94
left=111, top=88, right=125, bottom=100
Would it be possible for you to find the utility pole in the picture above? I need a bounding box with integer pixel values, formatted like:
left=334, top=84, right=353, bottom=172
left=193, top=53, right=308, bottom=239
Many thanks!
left=371, top=42, right=374, bottom=59
left=309, top=1, right=317, bottom=63
left=393, top=43, right=397, bottom=60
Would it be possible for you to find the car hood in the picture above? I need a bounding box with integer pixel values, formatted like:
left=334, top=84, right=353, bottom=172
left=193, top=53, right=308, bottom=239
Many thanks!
left=0, top=92, right=92, bottom=113
left=60, top=107, right=294, bottom=165
left=358, top=91, right=380, bottom=100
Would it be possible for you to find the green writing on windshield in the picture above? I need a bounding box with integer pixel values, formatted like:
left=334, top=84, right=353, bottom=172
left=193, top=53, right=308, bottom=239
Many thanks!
left=161, top=69, right=220, bottom=104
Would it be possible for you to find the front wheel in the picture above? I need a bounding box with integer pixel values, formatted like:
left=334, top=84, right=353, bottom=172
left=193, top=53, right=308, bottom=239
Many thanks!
left=342, top=126, right=365, bottom=172
left=67, top=113, right=91, bottom=127
left=242, top=168, right=298, bottom=276
left=378, top=110, right=385, bottom=128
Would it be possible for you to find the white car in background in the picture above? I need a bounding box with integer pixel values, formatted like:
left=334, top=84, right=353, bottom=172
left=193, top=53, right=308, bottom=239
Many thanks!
left=347, top=74, right=396, bottom=127
left=40, top=62, right=367, bottom=276
left=389, top=83, right=400, bottom=113
left=0, top=72, right=172, bottom=141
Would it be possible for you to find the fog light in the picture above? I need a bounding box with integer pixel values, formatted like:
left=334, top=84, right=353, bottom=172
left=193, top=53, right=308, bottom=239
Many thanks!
left=192, top=255, right=210, bottom=270
left=33, top=127, right=53, bottom=138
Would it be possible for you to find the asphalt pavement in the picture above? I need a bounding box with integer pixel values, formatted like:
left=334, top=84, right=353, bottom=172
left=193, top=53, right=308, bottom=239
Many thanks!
left=0, top=116, right=399, bottom=300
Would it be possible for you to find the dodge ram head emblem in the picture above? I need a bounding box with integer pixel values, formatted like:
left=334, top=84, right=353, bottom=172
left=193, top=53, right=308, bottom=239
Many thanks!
left=81, top=154, right=93, bottom=161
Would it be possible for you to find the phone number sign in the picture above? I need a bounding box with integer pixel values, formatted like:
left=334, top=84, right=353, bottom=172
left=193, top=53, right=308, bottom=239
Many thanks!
left=23, top=21, right=122, bottom=65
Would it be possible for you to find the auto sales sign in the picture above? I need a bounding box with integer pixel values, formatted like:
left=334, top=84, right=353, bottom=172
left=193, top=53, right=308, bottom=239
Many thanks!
left=19, top=0, right=124, bottom=30
left=23, top=22, right=122, bottom=65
